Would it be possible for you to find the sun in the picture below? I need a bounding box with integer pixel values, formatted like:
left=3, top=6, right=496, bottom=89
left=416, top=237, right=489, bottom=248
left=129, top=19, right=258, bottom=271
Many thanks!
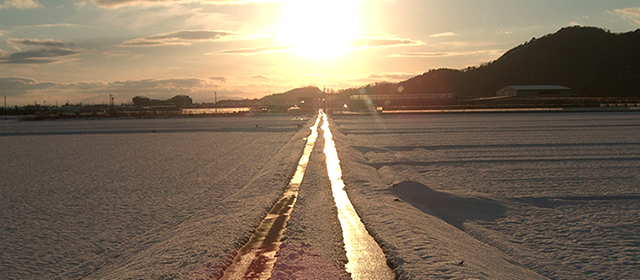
left=278, top=0, right=361, bottom=58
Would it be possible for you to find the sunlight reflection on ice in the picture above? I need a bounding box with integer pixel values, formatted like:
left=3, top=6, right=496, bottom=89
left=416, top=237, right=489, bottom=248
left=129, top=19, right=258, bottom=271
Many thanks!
left=321, top=111, right=395, bottom=280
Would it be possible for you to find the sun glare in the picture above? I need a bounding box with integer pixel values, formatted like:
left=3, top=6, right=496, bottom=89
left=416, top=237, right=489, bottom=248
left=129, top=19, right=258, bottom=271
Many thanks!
left=278, top=0, right=360, bottom=58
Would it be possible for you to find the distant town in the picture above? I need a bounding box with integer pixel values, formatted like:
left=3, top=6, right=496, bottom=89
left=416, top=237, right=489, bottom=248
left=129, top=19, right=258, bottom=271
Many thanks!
left=2, top=83, right=640, bottom=121
left=0, top=92, right=318, bottom=120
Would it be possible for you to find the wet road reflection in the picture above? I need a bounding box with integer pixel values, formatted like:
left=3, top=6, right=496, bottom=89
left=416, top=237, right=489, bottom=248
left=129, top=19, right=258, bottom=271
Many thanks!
left=220, top=114, right=321, bottom=280
left=320, top=111, right=395, bottom=280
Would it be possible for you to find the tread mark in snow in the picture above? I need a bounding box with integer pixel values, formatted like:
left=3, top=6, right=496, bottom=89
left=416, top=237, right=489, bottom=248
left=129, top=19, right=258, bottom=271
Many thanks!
left=220, top=113, right=321, bottom=279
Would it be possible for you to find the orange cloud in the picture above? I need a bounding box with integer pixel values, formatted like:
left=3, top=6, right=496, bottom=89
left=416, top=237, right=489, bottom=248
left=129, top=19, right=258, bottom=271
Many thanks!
left=615, top=7, right=640, bottom=25
left=121, top=30, right=246, bottom=47
left=89, top=0, right=277, bottom=8
left=348, top=37, right=422, bottom=49
left=0, top=0, right=42, bottom=9
left=430, top=32, right=456, bottom=38
left=210, top=45, right=293, bottom=55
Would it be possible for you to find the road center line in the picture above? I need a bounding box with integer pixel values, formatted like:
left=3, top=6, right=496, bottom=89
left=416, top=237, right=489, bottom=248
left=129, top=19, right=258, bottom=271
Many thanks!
left=220, top=114, right=321, bottom=280
left=320, top=111, right=395, bottom=280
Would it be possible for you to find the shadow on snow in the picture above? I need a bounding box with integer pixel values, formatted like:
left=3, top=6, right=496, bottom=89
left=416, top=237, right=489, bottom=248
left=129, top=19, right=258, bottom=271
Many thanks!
left=392, top=181, right=507, bottom=230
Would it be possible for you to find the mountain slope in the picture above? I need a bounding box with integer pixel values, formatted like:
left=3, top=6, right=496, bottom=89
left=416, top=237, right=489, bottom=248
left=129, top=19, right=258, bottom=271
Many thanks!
left=261, top=86, right=324, bottom=104
left=398, top=26, right=640, bottom=98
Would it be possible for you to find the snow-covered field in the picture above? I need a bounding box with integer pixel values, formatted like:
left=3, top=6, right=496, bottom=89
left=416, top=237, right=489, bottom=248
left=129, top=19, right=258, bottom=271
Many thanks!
left=1, top=112, right=639, bottom=279
left=330, top=112, right=640, bottom=279
left=0, top=116, right=311, bottom=279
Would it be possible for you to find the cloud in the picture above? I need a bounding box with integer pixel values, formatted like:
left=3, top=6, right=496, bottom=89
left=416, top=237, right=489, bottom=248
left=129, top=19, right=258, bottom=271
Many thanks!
left=348, top=37, right=422, bottom=49
left=389, top=52, right=457, bottom=58
left=0, top=77, right=56, bottom=95
left=615, top=7, right=640, bottom=25
left=430, top=32, right=456, bottom=38
left=210, top=45, right=293, bottom=55
left=89, top=0, right=277, bottom=8
left=0, top=76, right=230, bottom=105
left=367, top=73, right=416, bottom=81
left=149, top=30, right=235, bottom=41
left=7, top=38, right=71, bottom=48
left=0, top=48, right=81, bottom=64
left=121, top=30, right=248, bottom=47
left=87, top=0, right=385, bottom=8
left=2, top=38, right=81, bottom=63
left=1, top=76, right=281, bottom=105
left=209, top=76, right=227, bottom=83
left=250, top=75, right=270, bottom=79
left=18, top=23, right=77, bottom=28
left=97, top=78, right=210, bottom=95
left=47, top=78, right=211, bottom=96
left=389, top=49, right=505, bottom=58
left=249, top=74, right=283, bottom=80
left=0, top=0, right=42, bottom=9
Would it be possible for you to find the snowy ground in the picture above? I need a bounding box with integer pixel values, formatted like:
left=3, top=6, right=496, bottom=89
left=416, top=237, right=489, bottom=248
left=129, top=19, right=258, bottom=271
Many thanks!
left=1, top=112, right=639, bottom=279
left=0, top=116, right=311, bottom=279
left=330, top=112, right=640, bottom=279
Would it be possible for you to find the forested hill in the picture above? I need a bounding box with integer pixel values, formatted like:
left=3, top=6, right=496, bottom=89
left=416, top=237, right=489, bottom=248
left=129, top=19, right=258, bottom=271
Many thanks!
left=397, top=26, right=640, bottom=98
left=260, top=86, right=324, bottom=104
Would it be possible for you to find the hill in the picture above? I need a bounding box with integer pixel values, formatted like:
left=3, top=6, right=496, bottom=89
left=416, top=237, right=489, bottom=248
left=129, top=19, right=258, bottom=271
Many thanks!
left=260, top=86, right=324, bottom=104
left=394, top=26, right=640, bottom=98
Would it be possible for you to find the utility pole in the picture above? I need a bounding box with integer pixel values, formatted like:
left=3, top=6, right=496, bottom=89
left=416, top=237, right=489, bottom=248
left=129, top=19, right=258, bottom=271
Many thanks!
left=215, top=91, right=217, bottom=114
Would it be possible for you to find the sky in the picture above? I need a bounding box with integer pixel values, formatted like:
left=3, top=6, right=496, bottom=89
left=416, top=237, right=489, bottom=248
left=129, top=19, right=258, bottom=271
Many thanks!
left=1, top=0, right=639, bottom=106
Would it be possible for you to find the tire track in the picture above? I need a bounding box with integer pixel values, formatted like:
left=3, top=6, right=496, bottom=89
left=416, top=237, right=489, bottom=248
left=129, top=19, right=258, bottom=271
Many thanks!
left=220, top=114, right=321, bottom=279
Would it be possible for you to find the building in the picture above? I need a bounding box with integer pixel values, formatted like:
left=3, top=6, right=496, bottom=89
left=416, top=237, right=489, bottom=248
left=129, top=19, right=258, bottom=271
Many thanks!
left=497, top=85, right=572, bottom=98
left=170, top=95, right=193, bottom=108
left=132, top=96, right=150, bottom=107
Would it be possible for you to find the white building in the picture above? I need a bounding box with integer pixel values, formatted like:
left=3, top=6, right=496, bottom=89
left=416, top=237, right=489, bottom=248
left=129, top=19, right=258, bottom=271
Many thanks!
left=497, top=85, right=572, bottom=97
